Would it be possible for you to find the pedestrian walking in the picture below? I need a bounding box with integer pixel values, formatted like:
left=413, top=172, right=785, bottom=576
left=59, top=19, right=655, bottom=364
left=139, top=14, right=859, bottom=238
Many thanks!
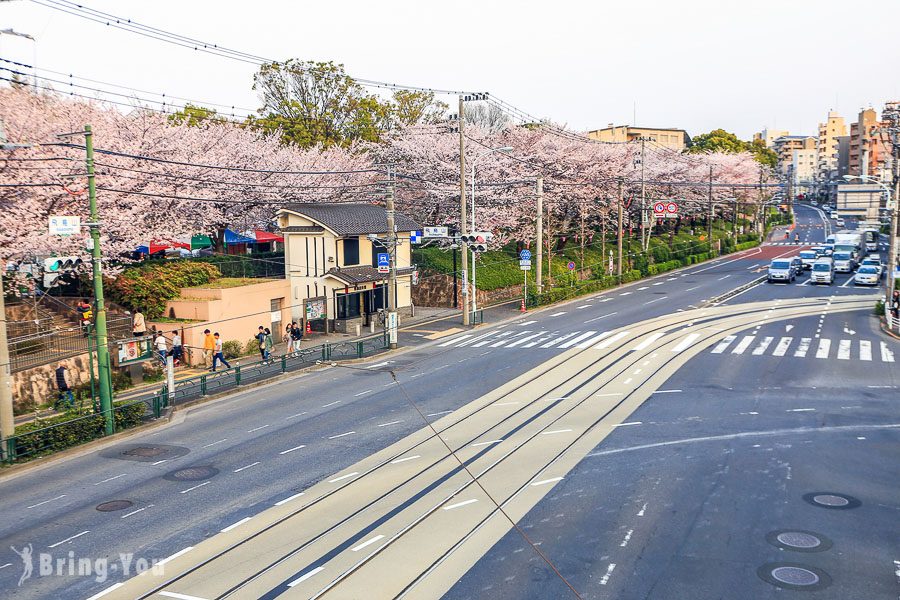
left=132, top=310, right=147, bottom=337
left=202, top=329, right=215, bottom=369
left=290, top=321, right=303, bottom=355
left=283, top=324, right=293, bottom=355
left=891, top=290, right=900, bottom=323
left=54, top=363, right=74, bottom=410
left=264, top=327, right=274, bottom=362
left=155, top=331, right=169, bottom=364
left=256, top=326, right=267, bottom=363
left=171, top=330, right=183, bottom=367
left=211, top=332, right=231, bottom=371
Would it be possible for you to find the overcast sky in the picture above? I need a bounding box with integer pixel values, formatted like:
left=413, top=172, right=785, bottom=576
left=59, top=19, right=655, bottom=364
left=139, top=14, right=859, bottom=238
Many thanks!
left=2, top=0, right=898, bottom=140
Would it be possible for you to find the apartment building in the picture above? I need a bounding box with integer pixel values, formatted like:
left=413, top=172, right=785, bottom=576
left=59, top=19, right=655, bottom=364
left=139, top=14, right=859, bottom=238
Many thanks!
left=773, top=135, right=816, bottom=175
left=816, top=110, right=847, bottom=178
left=586, top=125, right=690, bottom=151
left=753, top=128, right=790, bottom=149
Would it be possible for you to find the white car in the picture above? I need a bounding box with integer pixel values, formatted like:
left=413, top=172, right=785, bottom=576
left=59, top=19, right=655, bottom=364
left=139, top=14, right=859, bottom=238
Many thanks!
left=854, top=266, right=880, bottom=286
left=859, top=257, right=884, bottom=279
left=834, top=217, right=845, bottom=227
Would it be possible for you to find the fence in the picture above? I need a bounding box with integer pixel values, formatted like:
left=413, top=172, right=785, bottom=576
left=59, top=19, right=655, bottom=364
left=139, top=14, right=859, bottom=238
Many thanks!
left=8, top=315, right=133, bottom=373
left=2, top=334, right=389, bottom=463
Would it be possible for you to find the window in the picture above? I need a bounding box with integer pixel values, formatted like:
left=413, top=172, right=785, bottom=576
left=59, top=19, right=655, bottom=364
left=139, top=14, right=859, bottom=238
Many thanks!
left=337, top=292, right=362, bottom=319
left=343, top=238, right=360, bottom=266
left=371, top=240, right=387, bottom=267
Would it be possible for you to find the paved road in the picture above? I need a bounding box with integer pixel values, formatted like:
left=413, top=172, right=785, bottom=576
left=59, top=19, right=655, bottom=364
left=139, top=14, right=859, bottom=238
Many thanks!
left=0, top=204, right=895, bottom=599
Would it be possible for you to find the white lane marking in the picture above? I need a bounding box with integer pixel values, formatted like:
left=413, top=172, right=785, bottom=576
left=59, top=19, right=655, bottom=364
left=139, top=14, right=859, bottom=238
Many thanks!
left=638, top=286, right=649, bottom=290
left=786, top=324, right=794, bottom=332
left=577, top=332, right=610, bottom=348
left=322, top=400, right=342, bottom=407
left=612, top=421, right=642, bottom=427
left=438, top=334, right=473, bottom=347
left=27, top=494, right=66, bottom=509
left=426, top=410, right=453, bottom=417
left=85, top=583, right=125, bottom=600
left=352, top=535, right=386, bottom=552
left=859, top=340, right=872, bottom=361
left=717, top=274, right=731, bottom=281
left=584, top=312, right=618, bottom=324
left=816, top=338, right=831, bottom=358
left=840, top=276, right=855, bottom=288
left=541, top=331, right=578, bottom=348
left=158, top=547, right=195, bottom=566
left=600, top=563, right=617, bottom=585
left=671, top=333, right=700, bottom=353
left=620, top=291, right=632, bottom=296
left=473, top=331, right=512, bottom=347
left=279, top=445, right=306, bottom=455
left=794, top=338, right=811, bottom=357
left=202, top=438, right=227, bottom=448
left=685, top=286, right=700, bottom=292
left=633, top=332, right=664, bottom=351
left=740, top=411, right=759, bottom=415
left=328, top=431, right=355, bottom=439
left=48, top=530, right=89, bottom=548
left=390, top=455, right=421, bottom=464
left=772, top=337, right=793, bottom=357
left=595, top=331, right=630, bottom=349
left=837, top=339, right=851, bottom=360
left=286, top=412, right=307, bottom=420
left=531, top=477, right=564, bottom=486
left=443, top=499, right=479, bottom=510
left=652, top=389, right=682, bottom=394
left=731, top=335, right=755, bottom=355
left=643, top=297, right=666, bottom=306
left=409, top=373, right=425, bottom=379
left=93, top=474, right=127, bottom=485
left=328, top=472, right=359, bottom=483
left=288, top=566, right=325, bottom=587
left=550, top=311, right=567, bottom=316
left=220, top=517, right=251, bottom=533
left=233, top=462, right=260, bottom=473
left=576, top=305, right=591, bottom=310
left=787, top=408, right=816, bottom=412
left=518, top=320, right=537, bottom=326
left=620, top=529, right=634, bottom=547
left=752, top=337, right=774, bottom=355
left=247, top=424, right=270, bottom=433
left=377, top=420, right=403, bottom=427
left=881, top=341, right=895, bottom=362
left=711, top=335, right=736, bottom=354
left=471, top=439, right=502, bottom=447
left=637, top=503, right=648, bottom=516
left=652, top=282, right=665, bottom=286
left=541, top=429, right=573, bottom=435
left=0, top=563, right=11, bottom=569
left=594, top=392, right=624, bottom=398
left=151, top=459, right=168, bottom=466
left=160, top=593, right=208, bottom=600
left=559, top=331, right=598, bottom=348
left=597, top=297, right=612, bottom=302
left=366, top=361, right=391, bottom=369
left=353, top=390, right=373, bottom=397
left=121, top=504, right=154, bottom=519
left=623, top=378, right=633, bottom=384
left=274, top=492, right=305, bottom=506
left=504, top=331, right=546, bottom=348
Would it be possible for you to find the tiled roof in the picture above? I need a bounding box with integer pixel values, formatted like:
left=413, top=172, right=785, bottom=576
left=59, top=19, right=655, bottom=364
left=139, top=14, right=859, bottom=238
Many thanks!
left=281, top=202, right=420, bottom=236
left=324, top=265, right=415, bottom=285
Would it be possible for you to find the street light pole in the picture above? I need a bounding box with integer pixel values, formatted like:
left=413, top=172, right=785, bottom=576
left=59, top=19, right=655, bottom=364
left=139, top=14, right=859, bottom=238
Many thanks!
left=458, top=96, right=469, bottom=326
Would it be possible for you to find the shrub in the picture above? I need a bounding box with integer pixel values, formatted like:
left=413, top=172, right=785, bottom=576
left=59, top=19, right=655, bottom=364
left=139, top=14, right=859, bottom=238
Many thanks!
left=874, top=299, right=885, bottom=315
left=109, top=262, right=221, bottom=319
left=221, top=340, right=243, bottom=359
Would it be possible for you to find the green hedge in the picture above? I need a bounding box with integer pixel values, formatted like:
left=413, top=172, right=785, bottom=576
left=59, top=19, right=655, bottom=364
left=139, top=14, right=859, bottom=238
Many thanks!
left=110, top=262, right=221, bottom=319
left=11, top=401, right=147, bottom=461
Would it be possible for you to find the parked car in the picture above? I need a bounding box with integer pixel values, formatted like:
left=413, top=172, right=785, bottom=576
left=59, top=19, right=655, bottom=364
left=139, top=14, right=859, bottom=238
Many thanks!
left=767, top=259, right=796, bottom=283
left=854, top=266, right=881, bottom=286
left=799, top=250, right=818, bottom=270
left=832, top=251, right=856, bottom=273
left=810, top=258, right=835, bottom=285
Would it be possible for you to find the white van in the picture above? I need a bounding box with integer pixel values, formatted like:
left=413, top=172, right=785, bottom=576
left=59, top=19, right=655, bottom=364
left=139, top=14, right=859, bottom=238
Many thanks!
left=810, top=258, right=834, bottom=285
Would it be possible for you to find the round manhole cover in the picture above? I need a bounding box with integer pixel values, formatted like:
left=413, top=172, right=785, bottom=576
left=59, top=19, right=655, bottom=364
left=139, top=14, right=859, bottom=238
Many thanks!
left=802, top=492, right=861, bottom=510
left=123, top=446, right=166, bottom=458
left=757, top=563, right=832, bottom=591
left=165, top=466, right=219, bottom=482
left=766, top=529, right=831, bottom=552
left=96, top=500, right=134, bottom=512
left=777, top=532, right=820, bottom=548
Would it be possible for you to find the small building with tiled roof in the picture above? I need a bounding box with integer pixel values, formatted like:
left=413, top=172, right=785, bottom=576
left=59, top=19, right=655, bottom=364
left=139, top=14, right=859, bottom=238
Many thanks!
left=276, top=202, right=421, bottom=333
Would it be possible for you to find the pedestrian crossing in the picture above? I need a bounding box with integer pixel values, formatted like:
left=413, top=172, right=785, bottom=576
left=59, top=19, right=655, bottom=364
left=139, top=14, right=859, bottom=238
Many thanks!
left=711, top=334, right=895, bottom=363
left=436, top=326, right=898, bottom=364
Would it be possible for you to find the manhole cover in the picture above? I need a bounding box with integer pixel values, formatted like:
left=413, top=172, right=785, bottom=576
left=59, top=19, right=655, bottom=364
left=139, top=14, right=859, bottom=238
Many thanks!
left=123, top=447, right=166, bottom=458
left=802, top=492, right=861, bottom=510
left=757, top=562, right=832, bottom=591
left=766, top=530, right=831, bottom=553
left=96, top=500, right=134, bottom=512
left=165, top=466, right=218, bottom=482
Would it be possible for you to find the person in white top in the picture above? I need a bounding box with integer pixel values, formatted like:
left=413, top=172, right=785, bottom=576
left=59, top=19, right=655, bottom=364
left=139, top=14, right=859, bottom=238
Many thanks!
left=155, top=332, right=168, bottom=363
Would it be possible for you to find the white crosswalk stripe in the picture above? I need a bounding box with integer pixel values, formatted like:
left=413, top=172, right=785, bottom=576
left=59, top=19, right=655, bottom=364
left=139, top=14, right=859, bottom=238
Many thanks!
left=541, top=332, right=578, bottom=348
left=711, top=335, right=736, bottom=354
left=474, top=331, right=512, bottom=347
left=633, top=332, right=665, bottom=351
left=558, top=331, right=598, bottom=349
left=815, top=338, right=831, bottom=358
left=490, top=331, right=530, bottom=347
left=595, top=331, right=630, bottom=349
left=794, top=337, right=811, bottom=357
left=576, top=332, right=610, bottom=348
left=772, top=337, right=793, bottom=356
left=752, top=336, right=774, bottom=355
left=837, top=339, right=851, bottom=360
left=731, top=336, right=756, bottom=355
left=438, top=334, right=472, bottom=347
left=859, top=340, right=872, bottom=361
left=881, top=341, right=895, bottom=362
left=709, top=334, right=893, bottom=363
left=504, top=331, right=545, bottom=348
left=672, top=333, right=700, bottom=353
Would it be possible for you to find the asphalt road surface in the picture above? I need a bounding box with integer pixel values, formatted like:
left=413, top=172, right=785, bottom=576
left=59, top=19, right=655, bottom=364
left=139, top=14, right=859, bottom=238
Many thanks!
left=0, top=203, right=896, bottom=600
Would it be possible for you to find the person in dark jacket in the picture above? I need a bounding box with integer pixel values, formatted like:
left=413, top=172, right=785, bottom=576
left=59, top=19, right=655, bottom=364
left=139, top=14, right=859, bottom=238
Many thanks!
left=54, top=363, right=74, bottom=410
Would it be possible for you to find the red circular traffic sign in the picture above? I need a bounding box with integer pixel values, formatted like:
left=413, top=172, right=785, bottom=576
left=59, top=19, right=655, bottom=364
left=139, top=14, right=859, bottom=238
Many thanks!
left=654, top=202, right=666, bottom=213
left=666, top=202, right=678, bottom=214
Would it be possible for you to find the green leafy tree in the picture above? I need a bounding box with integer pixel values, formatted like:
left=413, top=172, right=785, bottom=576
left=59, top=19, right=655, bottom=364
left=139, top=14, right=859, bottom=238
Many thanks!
left=389, top=90, right=448, bottom=127
left=687, top=128, right=777, bottom=167
left=168, top=104, right=224, bottom=127
left=747, top=139, right=778, bottom=169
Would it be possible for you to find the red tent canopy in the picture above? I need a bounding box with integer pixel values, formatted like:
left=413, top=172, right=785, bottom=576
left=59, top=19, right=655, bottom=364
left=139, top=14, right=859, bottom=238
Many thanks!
left=148, top=240, right=190, bottom=254
left=254, top=230, right=284, bottom=243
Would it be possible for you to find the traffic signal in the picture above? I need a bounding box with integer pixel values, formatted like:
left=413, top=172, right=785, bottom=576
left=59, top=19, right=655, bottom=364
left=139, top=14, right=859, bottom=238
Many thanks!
left=460, top=232, right=493, bottom=252
left=42, top=256, right=83, bottom=288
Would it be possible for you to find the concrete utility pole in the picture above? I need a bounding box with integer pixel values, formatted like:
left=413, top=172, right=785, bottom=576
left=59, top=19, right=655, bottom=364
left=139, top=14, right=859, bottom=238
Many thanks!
left=640, top=138, right=648, bottom=251
left=617, top=178, right=624, bottom=280
left=385, top=166, right=399, bottom=349
left=707, top=164, right=714, bottom=255
left=458, top=97, right=469, bottom=326
left=0, top=274, right=12, bottom=461
left=85, top=125, right=114, bottom=435
left=886, top=112, right=900, bottom=302
left=536, top=176, right=543, bottom=293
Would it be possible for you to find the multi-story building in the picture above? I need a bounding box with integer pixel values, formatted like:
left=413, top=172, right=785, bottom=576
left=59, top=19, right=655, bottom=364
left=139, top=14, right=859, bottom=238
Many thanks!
left=848, top=107, right=893, bottom=180
left=753, top=128, right=790, bottom=149
left=816, top=111, right=846, bottom=179
left=792, top=148, right=817, bottom=187
left=586, top=124, right=690, bottom=150
left=773, top=135, right=816, bottom=175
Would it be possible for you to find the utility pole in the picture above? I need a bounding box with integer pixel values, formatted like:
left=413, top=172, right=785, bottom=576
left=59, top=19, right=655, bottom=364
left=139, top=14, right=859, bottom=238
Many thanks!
left=535, top=177, right=544, bottom=293
left=640, top=138, right=648, bottom=251
left=707, top=164, right=714, bottom=255
left=0, top=274, right=12, bottom=461
left=458, top=97, right=469, bottom=326
left=385, top=166, right=398, bottom=349
left=884, top=105, right=900, bottom=303
left=85, top=125, right=114, bottom=435
left=617, top=178, right=624, bottom=280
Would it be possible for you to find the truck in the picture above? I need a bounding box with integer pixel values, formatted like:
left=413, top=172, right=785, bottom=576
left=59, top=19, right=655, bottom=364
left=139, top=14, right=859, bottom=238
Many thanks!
left=831, top=231, right=866, bottom=261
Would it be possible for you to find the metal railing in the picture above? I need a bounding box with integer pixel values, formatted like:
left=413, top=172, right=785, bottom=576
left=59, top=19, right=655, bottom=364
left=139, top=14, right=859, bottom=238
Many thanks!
left=7, top=314, right=133, bottom=373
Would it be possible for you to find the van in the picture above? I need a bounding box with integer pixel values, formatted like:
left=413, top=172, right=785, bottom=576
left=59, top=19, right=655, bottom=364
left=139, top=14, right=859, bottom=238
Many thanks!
left=810, top=258, right=834, bottom=285
left=767, top=259, right=796, bottom=283
left=833, top=251, right=856, bottom=273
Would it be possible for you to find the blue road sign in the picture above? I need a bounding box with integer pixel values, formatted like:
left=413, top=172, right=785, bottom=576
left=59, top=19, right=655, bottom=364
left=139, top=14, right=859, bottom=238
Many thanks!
left=410, top=230, right=422, bottom=244
left=377, top=253, right=390, bottom=267
left=519, top=249, right=532, bottom=260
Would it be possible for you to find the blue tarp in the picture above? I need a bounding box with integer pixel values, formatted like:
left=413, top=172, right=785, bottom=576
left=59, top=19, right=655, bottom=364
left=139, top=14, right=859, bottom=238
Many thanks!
left=224, top=229, right=255, bottom=245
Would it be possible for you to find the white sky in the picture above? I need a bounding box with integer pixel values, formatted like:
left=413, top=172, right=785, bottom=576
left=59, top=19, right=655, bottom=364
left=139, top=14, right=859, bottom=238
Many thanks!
left=1, top=0, right=898, bottom=140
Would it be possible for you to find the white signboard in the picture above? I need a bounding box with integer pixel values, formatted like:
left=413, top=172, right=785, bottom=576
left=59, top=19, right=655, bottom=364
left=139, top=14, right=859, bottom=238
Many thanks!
left=49, top=216, right=80, bottom=236
left=520, top=259, right=532, bottom=271
left=424, top=226, right=449, bottom=238
left=387, top=311, right=398, bottom=345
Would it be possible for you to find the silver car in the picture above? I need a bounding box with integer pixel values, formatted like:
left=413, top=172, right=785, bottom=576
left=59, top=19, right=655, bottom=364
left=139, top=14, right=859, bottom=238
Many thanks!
left=810, top=258, right=834, bottom=285
left=833, top=252, right=856, bottom=273
left=767, top=259, right=796, bottom=283
left=853, top=266, right=880, bottom=286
